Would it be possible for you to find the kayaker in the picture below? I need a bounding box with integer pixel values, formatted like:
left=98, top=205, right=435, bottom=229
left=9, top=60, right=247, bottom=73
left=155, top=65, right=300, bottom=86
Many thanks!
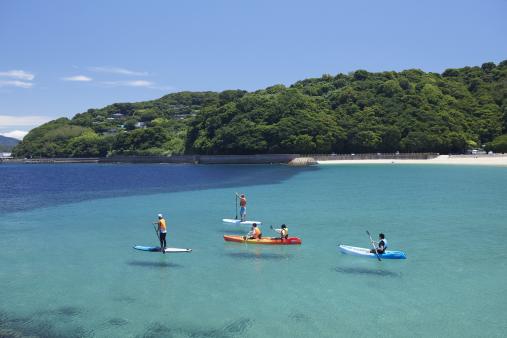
left=153, top=214, right=167, bottom=254
left=273, top=224, right=289, bottom=239
left=236, top=193, right=247, bottom=221
left=247, top=223, right=262, bottom=239
left=370, top=233, right=388, bottom=254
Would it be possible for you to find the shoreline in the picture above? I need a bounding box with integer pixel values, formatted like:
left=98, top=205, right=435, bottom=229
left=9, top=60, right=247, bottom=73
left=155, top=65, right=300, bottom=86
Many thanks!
left=317, top=155, right=507, bottom=166
left=2, top=154, right=506, bottom=166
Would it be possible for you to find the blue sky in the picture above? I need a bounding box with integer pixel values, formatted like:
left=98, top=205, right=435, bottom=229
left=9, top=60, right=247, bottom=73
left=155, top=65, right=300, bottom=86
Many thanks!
left=0, top=0, right=506, bottom=139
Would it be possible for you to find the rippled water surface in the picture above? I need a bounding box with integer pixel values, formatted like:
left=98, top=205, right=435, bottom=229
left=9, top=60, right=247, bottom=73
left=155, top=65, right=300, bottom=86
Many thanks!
left=1, top=164, right=506, bottom=337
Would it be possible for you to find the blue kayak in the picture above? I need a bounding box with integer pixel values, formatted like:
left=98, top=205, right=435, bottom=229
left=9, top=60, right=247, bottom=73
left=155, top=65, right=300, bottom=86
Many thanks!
left=133, top=245, right=192, bottom=253
left=339, top=245, right=406, bottom=259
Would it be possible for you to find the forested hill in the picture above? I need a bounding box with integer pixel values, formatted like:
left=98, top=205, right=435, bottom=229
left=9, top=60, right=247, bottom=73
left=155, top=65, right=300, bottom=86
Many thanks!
left=0, top=135, right=19, bottom=152
left=13, top=60, right=507, bottom=158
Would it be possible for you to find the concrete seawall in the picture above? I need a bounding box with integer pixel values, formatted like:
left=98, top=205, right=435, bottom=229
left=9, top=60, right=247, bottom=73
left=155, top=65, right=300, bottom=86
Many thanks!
left=101, top=154, right=300, bottom=164
left=1, top=153, right=440, bottom=165
left=1, top=154, right=300, bottom=165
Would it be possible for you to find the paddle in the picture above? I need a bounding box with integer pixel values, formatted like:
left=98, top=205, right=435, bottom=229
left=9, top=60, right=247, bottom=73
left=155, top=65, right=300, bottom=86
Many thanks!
left=269, top=225, right=278, bottom=239
left=366, top=230, right=381, bottom=262
left=153, top=223, right=162, bottom=252
left=234, top=192, right=239, bottom=220
left=270, top=225, right=280, bottom=239
left=243, top=229, right=252, bottom=241
left=153, top=223, right=160, bottom=241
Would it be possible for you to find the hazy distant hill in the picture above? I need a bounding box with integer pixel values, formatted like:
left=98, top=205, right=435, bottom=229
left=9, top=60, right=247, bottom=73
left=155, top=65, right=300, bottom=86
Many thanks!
left=12, top=60, right=507, bottom=157
left=0, top=135, right=19, bottom=152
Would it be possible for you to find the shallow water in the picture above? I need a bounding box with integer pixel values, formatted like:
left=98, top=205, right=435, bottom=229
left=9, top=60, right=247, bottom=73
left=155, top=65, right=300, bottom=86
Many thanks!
left=1, top=164, right=506, bottom=337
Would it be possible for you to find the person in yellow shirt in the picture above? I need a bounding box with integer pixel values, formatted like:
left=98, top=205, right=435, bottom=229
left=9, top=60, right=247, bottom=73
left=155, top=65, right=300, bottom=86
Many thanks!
left=247, top=223, right=262, bottom=239
left=153, top=214, right=167, bottom=254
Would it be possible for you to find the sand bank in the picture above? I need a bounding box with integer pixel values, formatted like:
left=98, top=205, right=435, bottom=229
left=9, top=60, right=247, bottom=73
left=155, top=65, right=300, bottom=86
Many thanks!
left=317, top=155, right=507, bottom=166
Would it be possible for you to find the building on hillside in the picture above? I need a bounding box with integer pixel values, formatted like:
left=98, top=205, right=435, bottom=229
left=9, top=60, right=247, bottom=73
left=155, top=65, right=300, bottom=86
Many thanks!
left=0, top=152, right=13, bottom=159
left=467, top=149, right=487, bottom=155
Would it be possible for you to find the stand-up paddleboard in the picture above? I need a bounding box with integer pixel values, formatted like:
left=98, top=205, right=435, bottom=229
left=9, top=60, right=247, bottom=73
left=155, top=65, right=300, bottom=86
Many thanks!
left=133, top=245, right=192, bottom=253
left=222, top=219, right=262, bottom=226
left=338, top=245, right=406, bottom=259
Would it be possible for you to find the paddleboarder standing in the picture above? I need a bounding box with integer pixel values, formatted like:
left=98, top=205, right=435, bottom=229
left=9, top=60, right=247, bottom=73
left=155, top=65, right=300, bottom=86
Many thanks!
left=154, top=214, right=167, bottom=254
left=236, top=193, right=247, bottom=221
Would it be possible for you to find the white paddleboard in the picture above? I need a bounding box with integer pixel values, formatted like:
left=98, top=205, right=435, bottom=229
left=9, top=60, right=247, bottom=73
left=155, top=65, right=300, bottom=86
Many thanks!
left=222, top=218, right=262, bottom=226
left=134, top=245, right=192, bottom=253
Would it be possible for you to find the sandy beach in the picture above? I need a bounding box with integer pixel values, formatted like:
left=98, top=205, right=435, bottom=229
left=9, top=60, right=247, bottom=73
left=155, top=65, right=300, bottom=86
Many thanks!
left=317, top=155, right=507, bottom=166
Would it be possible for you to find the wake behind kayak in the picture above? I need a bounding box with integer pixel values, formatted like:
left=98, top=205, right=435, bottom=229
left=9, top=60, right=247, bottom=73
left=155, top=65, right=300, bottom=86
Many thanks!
left=339, top=245, right=406, bottom=259
left=133, top=245, right=192, bottom=253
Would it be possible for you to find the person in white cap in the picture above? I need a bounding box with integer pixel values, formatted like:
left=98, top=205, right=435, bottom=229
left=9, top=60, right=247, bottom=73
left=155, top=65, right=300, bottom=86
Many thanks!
left=153, top=214, right=167, bottom=253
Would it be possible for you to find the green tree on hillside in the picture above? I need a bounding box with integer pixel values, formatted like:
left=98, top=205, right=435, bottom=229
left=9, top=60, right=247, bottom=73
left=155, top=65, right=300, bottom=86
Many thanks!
left=12, top=60, right=507, bottom=157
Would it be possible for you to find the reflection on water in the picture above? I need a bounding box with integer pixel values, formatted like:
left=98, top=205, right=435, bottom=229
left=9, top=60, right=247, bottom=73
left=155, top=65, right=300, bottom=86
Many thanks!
left=334, top=266, right=400, bottom=277
left=225, top=252, right=291, bottom=260
left=126, top=260, right=183, bottom=268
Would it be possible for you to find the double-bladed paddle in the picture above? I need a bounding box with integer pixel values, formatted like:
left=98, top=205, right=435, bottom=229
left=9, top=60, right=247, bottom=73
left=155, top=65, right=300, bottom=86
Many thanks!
left=366, top=230, right=381, bottom=262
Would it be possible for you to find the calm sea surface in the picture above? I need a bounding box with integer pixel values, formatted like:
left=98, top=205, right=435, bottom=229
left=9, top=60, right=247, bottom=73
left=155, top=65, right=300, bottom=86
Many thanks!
left=0, top=164, right=506, bottom=337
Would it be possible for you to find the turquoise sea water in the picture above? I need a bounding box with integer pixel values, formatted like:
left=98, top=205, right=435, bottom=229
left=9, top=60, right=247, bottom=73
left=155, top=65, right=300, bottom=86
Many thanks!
left=1, top=164, right=506, bottom=337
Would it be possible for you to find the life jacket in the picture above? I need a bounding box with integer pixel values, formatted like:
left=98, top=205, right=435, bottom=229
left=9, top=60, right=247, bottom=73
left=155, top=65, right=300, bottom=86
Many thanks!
left=240, top=197, right=247, bottom=207
left=159, top=219, right=167, bottom=233
left=253, top=227, right=261, bottom=238
left=281, top=227, right=289, bottom=239
left=379, top=239, right=388, bottom=250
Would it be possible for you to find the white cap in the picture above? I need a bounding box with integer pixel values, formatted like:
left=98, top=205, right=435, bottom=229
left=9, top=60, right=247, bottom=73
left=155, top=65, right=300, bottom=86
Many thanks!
left=158, top=214, right=163, bottom=218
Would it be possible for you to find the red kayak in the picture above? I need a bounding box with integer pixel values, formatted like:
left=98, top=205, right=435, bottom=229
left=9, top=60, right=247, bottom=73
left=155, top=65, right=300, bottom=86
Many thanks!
left=223, top=235, right=302, bottom=245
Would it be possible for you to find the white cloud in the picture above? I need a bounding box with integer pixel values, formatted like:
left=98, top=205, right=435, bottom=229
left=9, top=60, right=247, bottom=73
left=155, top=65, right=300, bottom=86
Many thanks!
left=100, top=80, right=172, bottom=91
left=0, top=70, right=35, bottom=81
left=0, top=80, right=33, bottom=88
left=126, top=80, right=153, bottom=87
left=0, top=70, right=35, bottom=89
left=89, top=66, right=148, bottom=76
left=62, top=75, right=92, bottom=82
left=102, top=80, right=154, bottom=87
left=0, top=130, right=28, bottom=140
left=0, top=115, right=52, bottom=126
